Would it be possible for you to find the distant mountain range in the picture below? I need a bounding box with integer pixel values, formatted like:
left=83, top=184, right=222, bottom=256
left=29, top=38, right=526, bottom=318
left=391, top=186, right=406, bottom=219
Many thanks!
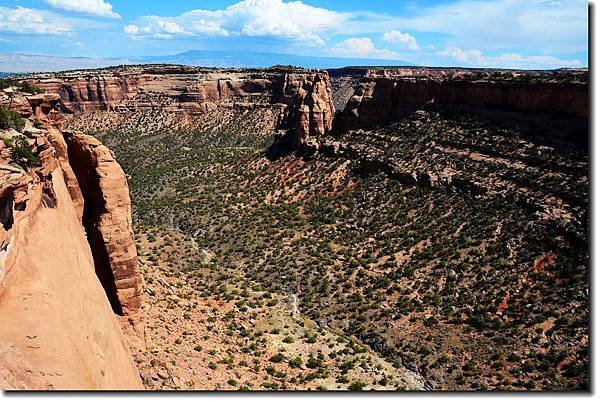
left=143, top=50, right=413, bottom=69
left=0, top=50, right=413, bottom=73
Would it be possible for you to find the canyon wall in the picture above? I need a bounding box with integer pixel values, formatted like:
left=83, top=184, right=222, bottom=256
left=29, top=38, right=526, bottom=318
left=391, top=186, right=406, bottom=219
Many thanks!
left=29, top=64, right=588, bottom=153
left=5, top=64, right=589, bottom=390
left=273, top=72, right=336, bottom=147
left=333, top=67, right=588, bottom=144
left=28, top=66, right=336, bottom=146
left=0, top=88, right=142, bottom=389
left=65, top=132, right=142, bottom=316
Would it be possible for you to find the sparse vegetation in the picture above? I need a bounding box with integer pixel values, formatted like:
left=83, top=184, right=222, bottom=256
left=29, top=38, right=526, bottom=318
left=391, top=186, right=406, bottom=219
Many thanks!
left=0, top=105, right=25, bottom=131
left=0, top=78, right=44, bottom=94
left=3, top=135, right=39, bottom=168
left=65, top=71, right=588, bottom=391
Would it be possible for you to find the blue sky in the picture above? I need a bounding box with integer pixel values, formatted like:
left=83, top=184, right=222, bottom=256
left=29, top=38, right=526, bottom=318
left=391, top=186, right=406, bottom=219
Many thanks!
left=0, top=0, right=589, bottom=69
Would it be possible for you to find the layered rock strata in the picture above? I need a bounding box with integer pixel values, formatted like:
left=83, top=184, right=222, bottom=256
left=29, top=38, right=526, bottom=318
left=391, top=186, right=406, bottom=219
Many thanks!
left=2, top=86, right=142, bottom=316
left=273, top=72, right=336, bottom=146
left=27, top=66, right=335, bottom=145
left=333, top=67, right=588, bottom=144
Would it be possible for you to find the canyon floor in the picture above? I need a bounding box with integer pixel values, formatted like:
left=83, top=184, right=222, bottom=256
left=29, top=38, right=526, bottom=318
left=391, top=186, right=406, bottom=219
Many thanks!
left=65, top=96, right=588, bottom=390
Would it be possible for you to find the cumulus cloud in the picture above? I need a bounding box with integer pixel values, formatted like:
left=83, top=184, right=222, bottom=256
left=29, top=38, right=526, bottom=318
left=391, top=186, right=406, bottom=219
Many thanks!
left=123, top=0, right=346, bottom=46
left=0, top=6, right=72, bottom=35
left=436, top=46, right=582, bottom=69
left=124, top=15, right=227, bottom=40
left=330, top=37, right=399, bottom=60
left=123, top=24, right=139, bottom=36
left=118, top=0, right=585, bottom=68
left=43, top=0, right=120, bottom=19
left=381, top=30, right=418, bottom=51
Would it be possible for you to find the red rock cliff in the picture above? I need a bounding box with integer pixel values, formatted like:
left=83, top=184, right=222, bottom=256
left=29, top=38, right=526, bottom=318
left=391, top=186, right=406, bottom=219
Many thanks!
left=28, top=66, right=336, bottom=144
left=0, top=87, right=142, bottom=389
left=335, top=67, right=588, bottom=132
left=65, top=131, right=142, bottom=316
left=274, top=72, right=336, bottom=146
left=28, top=66, right=332, bottom=119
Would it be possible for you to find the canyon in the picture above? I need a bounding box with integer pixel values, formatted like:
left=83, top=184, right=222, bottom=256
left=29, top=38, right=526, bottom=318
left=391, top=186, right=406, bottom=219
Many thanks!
left=0, top=64, right=589, bottom=390
left=28, top=65, right=588, bottom=150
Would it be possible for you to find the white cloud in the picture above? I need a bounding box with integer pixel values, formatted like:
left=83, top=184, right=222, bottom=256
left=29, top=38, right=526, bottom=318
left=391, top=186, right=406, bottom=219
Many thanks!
left=43, top=0, right=120, bottom=19
left=330, top=37, right=399, bottom=60
left=124, top=15, right=225, bottom=40
left=0, top=6, right=72, bottom=35
left=437, top=47, right=487, bottom=65
left=119, top=0, right=586, bottom=67
left=123, top=24, right=139, bottom=36
left=123, top=0, right=346, bottom=46
left=392, top=0, right=587, bottom=54
left=381, top=30, right=419, bottom=51
left=436, top=46, right=582, bottom=69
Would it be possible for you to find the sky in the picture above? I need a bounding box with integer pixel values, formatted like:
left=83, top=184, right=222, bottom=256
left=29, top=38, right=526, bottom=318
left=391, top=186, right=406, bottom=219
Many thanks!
left=0, top=0, right=589, bottom=69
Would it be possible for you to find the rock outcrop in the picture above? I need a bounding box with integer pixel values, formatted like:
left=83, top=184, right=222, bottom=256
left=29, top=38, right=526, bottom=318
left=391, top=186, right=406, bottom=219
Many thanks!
left=65, top=132, right=142, bottom=316
left=26, top=93, right=62, bottom=120
left=274, top=72, right=336, bottom=146
left=45, top=127, right=84, bottom=221
left=0, top=89, right=61, bottom=120
left=27, top=66, right=331, bottom=120
left=0, top=87, right=142, bottom=389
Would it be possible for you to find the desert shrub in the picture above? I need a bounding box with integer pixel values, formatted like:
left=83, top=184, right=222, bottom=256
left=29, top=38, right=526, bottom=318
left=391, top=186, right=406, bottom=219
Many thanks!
left=349, top=381, right=366, bottom=391
left=288, top=356, right=303, bottom=368
left=4, top=136, right=39, bottom=168
left=269, top=353, right=285, bottom=363
left=0, top=106, right=24, bottom=131
left=0, top=77, right=18, bottom=90
left=0, top=78, right=44, bottom=94
left=19, top=81, right=44, bottom=94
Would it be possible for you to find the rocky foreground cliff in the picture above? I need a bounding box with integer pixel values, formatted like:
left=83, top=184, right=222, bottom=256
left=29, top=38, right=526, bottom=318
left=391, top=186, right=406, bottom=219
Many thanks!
left=0, top=88, right=142, bottom=389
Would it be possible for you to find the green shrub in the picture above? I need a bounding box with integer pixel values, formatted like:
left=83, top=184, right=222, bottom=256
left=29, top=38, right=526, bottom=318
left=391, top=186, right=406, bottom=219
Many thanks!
left=0, top=77, right=18, bottom=90
left=288, top=356, right=303, bottom=368
left=0, top=106, right=24, bottom=131
left=19, top=81, right=44, bottom=94
left=0, top=78, right=44, bottom=94
left=4, top=136, right=39, bottom=168
left=349, top=381, right=366, bottom=391
left=269, top=353, right=285, bottom=363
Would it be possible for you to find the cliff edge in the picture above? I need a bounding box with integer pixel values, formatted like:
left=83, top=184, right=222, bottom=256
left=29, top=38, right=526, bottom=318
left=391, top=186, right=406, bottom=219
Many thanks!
left=0, top=86, right=142, bottom=389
